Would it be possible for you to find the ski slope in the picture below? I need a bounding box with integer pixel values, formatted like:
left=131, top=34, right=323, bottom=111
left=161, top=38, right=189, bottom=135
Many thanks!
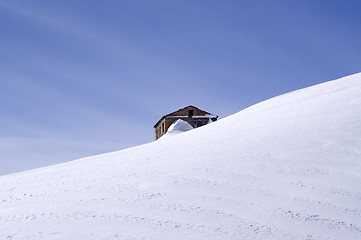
left=1, top=73, right=361, bottom=240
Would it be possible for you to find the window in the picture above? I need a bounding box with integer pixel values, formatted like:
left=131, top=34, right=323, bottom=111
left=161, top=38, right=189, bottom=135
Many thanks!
left=188, top=110, right=193, bottom=117
left=195, top=120, right=202, bottom=128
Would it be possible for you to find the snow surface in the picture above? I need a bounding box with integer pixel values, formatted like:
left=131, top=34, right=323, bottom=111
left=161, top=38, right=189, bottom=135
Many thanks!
left=1, top=73, right=361, bottom=240
left=163, top=119, right=193, bottom=137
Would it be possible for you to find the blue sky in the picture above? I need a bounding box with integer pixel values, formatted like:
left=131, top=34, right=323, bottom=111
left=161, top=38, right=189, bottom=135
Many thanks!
left=1, top=0, right=361, bottom=175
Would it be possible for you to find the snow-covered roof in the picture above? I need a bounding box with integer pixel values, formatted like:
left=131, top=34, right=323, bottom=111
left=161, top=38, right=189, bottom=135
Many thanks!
left=192, top=114, right=218, bottom=119
left=166, top=114, right=217, bottom=119
left=154, top=105, right=218, bottom=128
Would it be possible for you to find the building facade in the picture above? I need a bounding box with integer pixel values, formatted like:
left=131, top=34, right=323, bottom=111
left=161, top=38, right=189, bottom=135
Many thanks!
left=153, top=105, right=218, bottom=140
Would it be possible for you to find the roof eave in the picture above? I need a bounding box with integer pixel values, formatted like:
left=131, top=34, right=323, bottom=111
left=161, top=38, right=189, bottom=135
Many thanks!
left=153, top=115, right=166, bottom=128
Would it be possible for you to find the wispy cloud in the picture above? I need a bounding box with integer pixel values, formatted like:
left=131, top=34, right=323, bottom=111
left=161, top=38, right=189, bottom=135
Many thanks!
left=6, top=3, right=225, bottom=123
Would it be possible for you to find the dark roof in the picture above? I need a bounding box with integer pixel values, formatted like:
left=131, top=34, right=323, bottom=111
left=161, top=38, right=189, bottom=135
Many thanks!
left=153, top=105, right=213, bottom=128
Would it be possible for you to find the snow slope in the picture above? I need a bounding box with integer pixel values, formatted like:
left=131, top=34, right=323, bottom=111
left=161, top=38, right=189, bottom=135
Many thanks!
left=1, top=73, right=361, bottom=240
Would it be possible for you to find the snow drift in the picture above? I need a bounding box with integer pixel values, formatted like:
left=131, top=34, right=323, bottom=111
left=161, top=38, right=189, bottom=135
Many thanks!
left=1, top=73, right=361, bottom=240
left=163, top=119, right=193, bottom=137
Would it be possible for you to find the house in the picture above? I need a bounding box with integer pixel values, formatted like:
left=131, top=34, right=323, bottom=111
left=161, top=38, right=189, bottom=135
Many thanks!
left=153, top=105, right=218, bottom=140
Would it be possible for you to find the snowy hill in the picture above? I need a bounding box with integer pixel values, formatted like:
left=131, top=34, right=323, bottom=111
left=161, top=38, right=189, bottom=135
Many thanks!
left=1, top=73, right=361, bottom=240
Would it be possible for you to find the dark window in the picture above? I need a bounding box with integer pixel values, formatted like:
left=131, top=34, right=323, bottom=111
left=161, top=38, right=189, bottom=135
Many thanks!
left=188, top=110, right=193, bottom=117
left=195, top=120, right=202, bottom=128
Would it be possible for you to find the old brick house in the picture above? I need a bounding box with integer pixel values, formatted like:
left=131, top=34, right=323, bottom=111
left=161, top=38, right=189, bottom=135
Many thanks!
left=153, top=105, right=218, bottom=140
